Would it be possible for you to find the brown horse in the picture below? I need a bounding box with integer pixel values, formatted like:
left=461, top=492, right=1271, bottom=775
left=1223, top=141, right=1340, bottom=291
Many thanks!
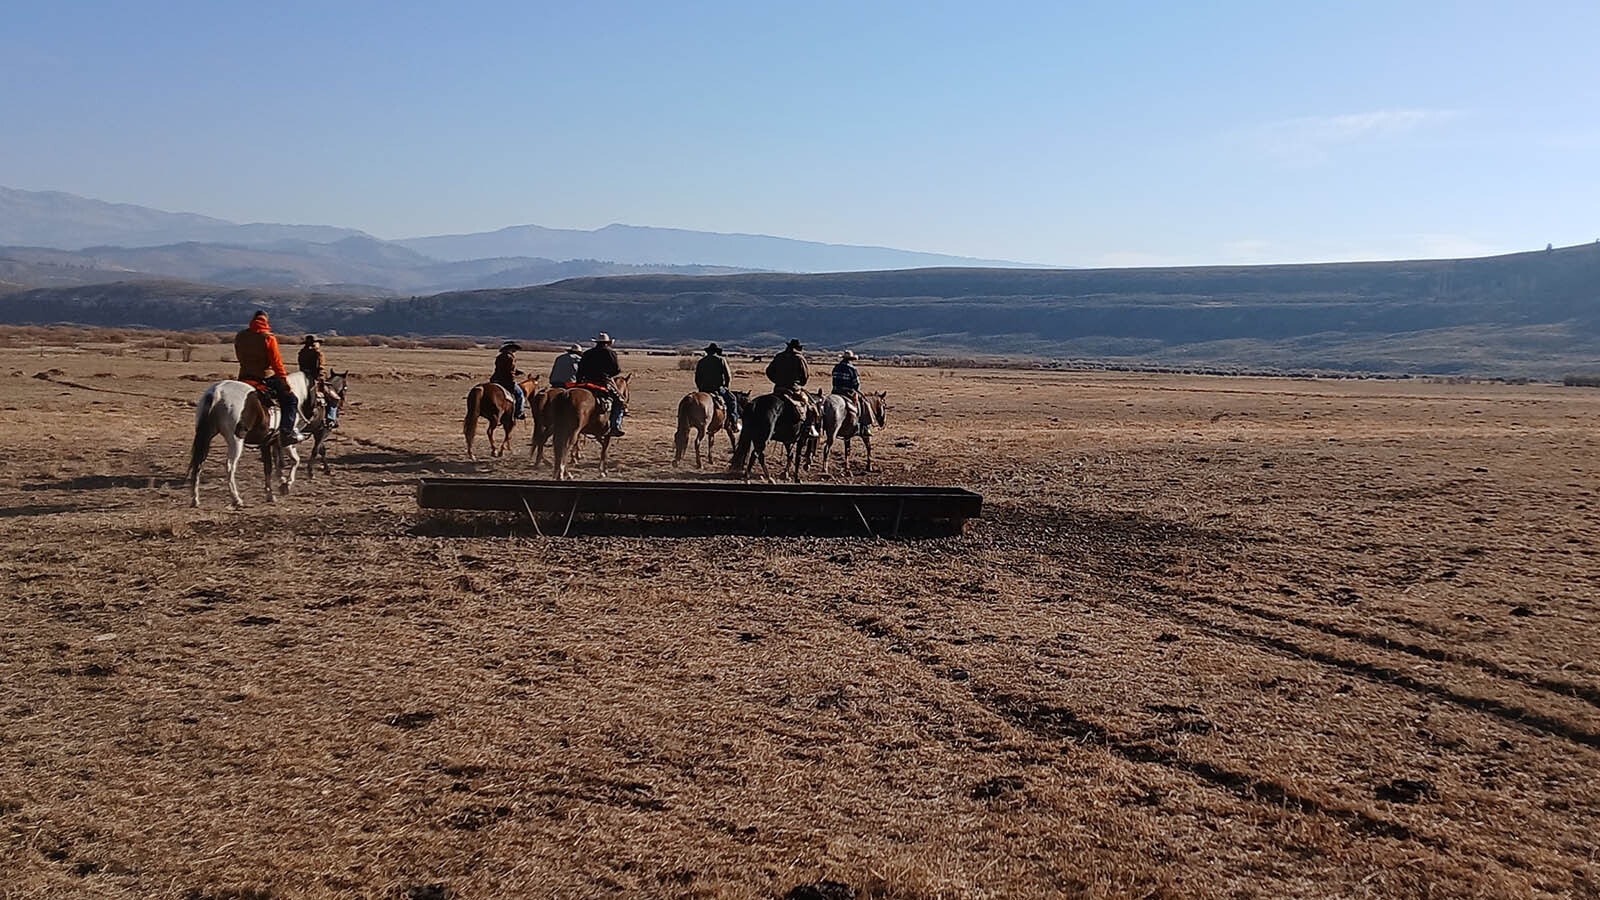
left=550, top=375, right=630, bottom=480
left=464, top=374, right=541, bottom=459
left=529, top=386, right=570, bottom=469
left=301, top=371, right=348, bottom=481
left=673, top=390, right=747, bottom=468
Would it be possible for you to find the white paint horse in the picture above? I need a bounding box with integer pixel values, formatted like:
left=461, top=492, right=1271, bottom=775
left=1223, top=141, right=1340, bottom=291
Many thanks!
left=188, top=372, right=311, bottom=508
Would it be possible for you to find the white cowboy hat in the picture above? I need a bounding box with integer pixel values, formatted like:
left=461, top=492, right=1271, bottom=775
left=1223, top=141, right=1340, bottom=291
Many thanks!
left=594, top=333, right=613, bottom=345
left=841, top=350, right=858, bottom=361
left=566, top=343, right=583, bottom=352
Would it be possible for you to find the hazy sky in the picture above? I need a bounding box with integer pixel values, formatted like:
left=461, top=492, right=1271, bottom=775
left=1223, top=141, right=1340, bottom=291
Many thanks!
left=4, top=1, right=1597, bottom=266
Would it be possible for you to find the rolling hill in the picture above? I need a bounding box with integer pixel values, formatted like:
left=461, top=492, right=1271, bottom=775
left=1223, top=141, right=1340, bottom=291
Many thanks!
left=4, top=243, right=1599, bottom=378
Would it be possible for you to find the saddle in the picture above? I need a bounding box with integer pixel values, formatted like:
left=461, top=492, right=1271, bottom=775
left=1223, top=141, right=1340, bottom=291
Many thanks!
left=571, top=382, right=617, bottom=414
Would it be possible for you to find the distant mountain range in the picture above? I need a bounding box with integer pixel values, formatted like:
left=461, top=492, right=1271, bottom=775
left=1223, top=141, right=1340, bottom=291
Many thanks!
left=5, top=241, right=1599, bottom=378
left=0, top=187, right=1046, bottom=293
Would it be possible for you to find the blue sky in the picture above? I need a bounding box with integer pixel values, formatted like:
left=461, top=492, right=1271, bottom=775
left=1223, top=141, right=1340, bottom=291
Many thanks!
left=4, top=1, right=1597, bottom=266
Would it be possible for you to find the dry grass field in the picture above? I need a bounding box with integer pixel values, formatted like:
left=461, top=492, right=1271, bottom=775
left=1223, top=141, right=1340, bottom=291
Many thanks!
left=2, top=338, right=1598, bottom=899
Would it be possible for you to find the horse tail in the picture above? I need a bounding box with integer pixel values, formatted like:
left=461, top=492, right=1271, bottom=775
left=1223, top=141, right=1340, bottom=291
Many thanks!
left=730, top=396, right=764, bottom=472
left=463, top=386, right=482, bottom=455
left=551, top=393, right=580, bottom=479
left=673, top=395, right=695, bottom=466
left=189, top=387, right=217, bottom=482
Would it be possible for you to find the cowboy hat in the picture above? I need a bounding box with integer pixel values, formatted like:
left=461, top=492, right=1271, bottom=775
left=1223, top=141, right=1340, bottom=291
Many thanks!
left=566, top=343, right=583, bottom=353
left=304, top=334, right=321, bottom=345
left=840, top=350, right=858, bottom=361
left=594, top=333, right=613, bottom=345
left=704, top=342, right=722, bottom=354
left=786, top=339, right=803, bottom=351
left=500, top=341, right=522, bottom=352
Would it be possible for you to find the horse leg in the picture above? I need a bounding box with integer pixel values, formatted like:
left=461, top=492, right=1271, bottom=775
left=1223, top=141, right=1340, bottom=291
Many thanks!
left=862, top=433, right=872, bottom=472
left=189, top=427, right=214, bottom=508
left=260, top=444, right=277, bottom=504
left=222, top=433, right=246, bottom=508
left=501, top=419, right=514, bottom=458
left=280, top=443, right=300, bottom=495
left=673, top=423, right=688, bottom=467
left=598, top=436, right=611, bottom=478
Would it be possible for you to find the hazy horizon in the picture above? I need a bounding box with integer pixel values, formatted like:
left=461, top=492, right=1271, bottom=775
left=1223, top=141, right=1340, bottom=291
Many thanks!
left=5, top=1, right=1598, bottom=268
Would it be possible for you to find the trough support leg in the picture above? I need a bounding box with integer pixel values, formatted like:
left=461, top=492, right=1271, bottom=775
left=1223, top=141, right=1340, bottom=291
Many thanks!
left=519, top=493, right=544, bottom=537
left=562, top=492, right=582, bottom=537
left=851, top=502, right=877, bottom=539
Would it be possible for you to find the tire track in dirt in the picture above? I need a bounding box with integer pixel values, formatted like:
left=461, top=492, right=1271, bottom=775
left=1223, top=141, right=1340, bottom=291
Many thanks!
left=972, top=688, right=1422, bottom=843
left=1176, top=591, right=1600, bottom=710
left=829, top=609, right=1429, bottom=847
left=1115, top=591, right=1600, bottom=752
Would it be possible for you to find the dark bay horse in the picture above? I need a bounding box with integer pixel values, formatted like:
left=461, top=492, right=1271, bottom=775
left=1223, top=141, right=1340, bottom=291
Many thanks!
left=729, top=392, right=818, bottom=483
left=673, top=390, right=747, bottom=468
left=301, top=371, right=348, bottom=480
left=464, top=374, right=540, bottom=459
left=820, top=390, right=887, bottom=474
left=550, top=375, right=630, bottom=480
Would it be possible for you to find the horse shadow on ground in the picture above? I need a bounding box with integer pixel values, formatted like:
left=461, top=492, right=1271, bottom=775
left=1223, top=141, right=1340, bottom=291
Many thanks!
left=334, top=450, right=503, bottom=477
left=0, top=502, right=124, bottom=519
left=22, top=474, right=186, bottom=493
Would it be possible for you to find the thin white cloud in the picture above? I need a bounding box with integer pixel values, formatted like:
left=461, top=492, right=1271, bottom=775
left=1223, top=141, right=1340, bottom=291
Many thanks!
left=1244, top=109, right=1462, bottom=166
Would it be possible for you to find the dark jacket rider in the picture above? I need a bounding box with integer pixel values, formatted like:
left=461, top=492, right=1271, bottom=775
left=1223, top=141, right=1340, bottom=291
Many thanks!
left=297, top=334, right=339, bottom=428
left=695, top=342, right=739, bottom=425
left=765, top=339, right=808, bottom=394
left=492, top=341, right=526, bottom=420
left=576, top=333, right=626, bottom=436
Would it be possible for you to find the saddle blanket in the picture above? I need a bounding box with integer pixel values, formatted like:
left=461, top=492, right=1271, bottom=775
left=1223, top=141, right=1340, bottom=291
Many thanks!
left=489, top=383, right=515, bottom=404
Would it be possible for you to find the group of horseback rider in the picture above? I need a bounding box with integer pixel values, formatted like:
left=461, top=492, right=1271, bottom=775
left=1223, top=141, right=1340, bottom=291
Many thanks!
left=490, top=333, right=871, bottom=438
left=493, top=333, right=628, bottom=436
left=232, top=310, right=340, bottom=445
left=764, top=338, right=872, bottom=437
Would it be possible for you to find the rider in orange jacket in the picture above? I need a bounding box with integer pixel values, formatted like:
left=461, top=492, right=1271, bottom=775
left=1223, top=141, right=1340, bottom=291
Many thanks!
left=234, top=311, right=305, bottom=443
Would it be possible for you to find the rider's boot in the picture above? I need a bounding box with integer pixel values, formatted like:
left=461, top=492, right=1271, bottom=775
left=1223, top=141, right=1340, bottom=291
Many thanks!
left=608, top=403, right=626, bottom=437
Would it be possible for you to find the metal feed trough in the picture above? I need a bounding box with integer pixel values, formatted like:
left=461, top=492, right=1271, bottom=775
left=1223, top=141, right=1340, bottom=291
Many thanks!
left=416, top=477, right=983, bottom=537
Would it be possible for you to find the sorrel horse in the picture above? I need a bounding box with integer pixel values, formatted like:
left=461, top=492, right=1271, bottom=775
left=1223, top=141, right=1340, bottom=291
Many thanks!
left=529, top=386, right=570, bottom=469
left=464, top=374, right=541, bottom=459
left=301, top=371, right=348, bottom=481
left=549, top=375, right=630, bottom=480
left=673, top=390, right=747, bottom=468
left=819, top=390, right=887, bottom=474
left=188, top=371, right=310, bottom=508
left=729, top=391, right=818, bottom=483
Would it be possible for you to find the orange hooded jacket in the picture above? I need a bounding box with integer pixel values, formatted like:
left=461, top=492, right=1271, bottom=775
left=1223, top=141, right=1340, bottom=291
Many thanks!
left=235, top=313, right=288, bottom=381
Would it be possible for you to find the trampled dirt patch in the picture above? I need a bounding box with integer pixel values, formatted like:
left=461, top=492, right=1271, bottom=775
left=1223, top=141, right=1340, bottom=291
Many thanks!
left=1, top=341, right=1597, bottom=897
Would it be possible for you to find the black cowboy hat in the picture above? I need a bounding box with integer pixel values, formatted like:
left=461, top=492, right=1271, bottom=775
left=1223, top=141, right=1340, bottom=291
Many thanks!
left=704, top=342, right=721, bottom=354
left=500, top=341, right=522, bottom=351
left=304, top=334, right=320, bottom=345
left=786, top=339, right=803, bottom=351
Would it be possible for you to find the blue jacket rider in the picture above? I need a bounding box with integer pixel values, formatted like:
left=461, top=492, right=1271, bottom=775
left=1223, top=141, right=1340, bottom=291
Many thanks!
left=831, top=350, right=871, bottom=436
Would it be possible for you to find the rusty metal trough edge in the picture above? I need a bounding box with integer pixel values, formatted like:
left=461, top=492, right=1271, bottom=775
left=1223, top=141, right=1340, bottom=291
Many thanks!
left=416, top=477, right=983, bottom=529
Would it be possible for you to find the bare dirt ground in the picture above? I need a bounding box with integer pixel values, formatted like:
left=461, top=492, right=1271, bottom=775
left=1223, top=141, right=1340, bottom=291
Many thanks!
left=2, top=340, right=1598, bottom=899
